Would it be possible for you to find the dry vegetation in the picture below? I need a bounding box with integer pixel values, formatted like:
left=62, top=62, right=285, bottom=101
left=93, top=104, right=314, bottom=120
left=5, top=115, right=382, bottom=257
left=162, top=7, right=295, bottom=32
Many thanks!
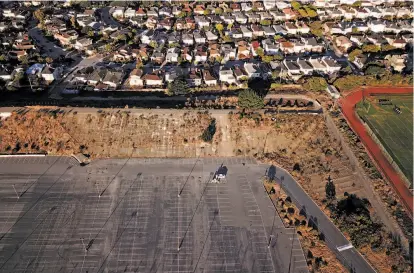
left=264, top=181, right=347, bottom=273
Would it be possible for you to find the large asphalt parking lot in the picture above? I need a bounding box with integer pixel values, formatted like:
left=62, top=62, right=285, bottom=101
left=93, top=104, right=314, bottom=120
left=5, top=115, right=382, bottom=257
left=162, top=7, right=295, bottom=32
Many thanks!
left=0, top=156, right=308, bottom=273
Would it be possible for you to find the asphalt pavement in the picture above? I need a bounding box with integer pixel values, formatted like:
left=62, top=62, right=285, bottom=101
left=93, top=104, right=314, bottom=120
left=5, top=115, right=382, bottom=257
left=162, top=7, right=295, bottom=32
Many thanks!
left=0, top=156, right=309, bottom=273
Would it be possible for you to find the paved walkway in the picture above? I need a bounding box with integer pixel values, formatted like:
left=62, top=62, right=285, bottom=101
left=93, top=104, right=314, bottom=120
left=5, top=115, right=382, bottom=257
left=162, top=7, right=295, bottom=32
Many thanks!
left=339, top=87, right=413, bottom=214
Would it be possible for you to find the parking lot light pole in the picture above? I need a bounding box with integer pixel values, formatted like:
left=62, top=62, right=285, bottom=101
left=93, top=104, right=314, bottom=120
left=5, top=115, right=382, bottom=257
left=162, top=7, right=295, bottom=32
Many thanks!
left=80, top=238, right=86, bottom=252
left=178, top=147, right=204, bottom=198
left=12, top=184, right=19, bottom=199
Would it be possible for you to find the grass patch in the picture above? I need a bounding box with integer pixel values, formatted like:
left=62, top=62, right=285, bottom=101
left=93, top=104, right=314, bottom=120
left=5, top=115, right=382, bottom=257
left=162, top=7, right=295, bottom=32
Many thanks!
left=356, top=94, right=413, bottom=185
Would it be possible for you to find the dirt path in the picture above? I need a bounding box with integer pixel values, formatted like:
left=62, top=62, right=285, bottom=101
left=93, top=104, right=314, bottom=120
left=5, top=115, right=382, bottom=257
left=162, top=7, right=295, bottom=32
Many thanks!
left=212, top=113, right=235, bottom=157
left=339, top=87, right=413, bottom=214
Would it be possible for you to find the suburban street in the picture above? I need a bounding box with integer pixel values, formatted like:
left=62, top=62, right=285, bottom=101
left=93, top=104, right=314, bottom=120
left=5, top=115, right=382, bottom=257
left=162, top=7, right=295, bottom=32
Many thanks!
left=28, top=27, right=66, bottom=59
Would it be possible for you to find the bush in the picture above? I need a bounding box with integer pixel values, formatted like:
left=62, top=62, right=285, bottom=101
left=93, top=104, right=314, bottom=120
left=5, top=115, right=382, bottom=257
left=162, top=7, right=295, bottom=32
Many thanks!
left=201, top=119, right=216, bottom=142
left=238, top=89, right=264, bottom=109
left=303, top=77, right=328, bottom=92
left=168, top=76, right=189, bottom=95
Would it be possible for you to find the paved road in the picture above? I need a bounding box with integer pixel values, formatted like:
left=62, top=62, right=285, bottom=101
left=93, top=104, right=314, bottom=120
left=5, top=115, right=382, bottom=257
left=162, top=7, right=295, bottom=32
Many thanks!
left=0, top=156, right=309, bottom=273
left=271, top=165, right=377, bottom=273
left=28, top=27, right=66, bottom=59
left=100, top=7, right=122, bottom=28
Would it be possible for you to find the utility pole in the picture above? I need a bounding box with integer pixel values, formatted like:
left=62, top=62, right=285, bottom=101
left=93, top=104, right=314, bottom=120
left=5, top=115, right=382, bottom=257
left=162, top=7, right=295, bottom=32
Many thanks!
left=12, top=184, right=19, bottom=199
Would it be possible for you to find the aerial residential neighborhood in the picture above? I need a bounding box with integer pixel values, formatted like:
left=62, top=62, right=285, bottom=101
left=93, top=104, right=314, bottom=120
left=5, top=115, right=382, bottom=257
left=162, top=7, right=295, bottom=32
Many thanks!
left=0, top=0, right=411, bottom=94
left=0, top=1, right=412, bottom=273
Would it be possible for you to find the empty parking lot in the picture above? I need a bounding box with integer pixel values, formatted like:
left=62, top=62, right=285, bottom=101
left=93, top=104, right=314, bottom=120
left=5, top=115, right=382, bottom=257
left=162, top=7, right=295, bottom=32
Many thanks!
left=0, top=156, right=308, bottom=273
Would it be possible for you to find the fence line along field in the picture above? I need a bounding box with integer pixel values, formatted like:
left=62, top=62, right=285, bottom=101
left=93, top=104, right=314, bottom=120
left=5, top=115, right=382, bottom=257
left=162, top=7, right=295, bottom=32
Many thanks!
left=356, top=94, right=413, bottom=186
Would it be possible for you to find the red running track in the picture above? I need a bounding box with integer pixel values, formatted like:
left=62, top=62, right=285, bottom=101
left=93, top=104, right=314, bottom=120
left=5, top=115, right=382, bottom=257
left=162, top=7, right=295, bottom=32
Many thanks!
left=339, top=87, right=413, bottom=215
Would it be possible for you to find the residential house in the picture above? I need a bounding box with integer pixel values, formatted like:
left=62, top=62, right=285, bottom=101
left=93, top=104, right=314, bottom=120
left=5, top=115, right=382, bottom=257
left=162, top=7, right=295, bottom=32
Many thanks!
left=166, top=48, right=180, bottom=63
left=353, top=55, right=367, bottom=69
left=102, top=70, right=123, bottom=89
left=124, top=8, right=136, bottom=18
left=350, top=34, right=366, bottom=46
left=74, top=38, right=92, bottom=51
left=147, top=8, right=158, bottom=17
left=273, top=25, right=287, bottom=35
left=187, top=69, right=202, bottom=87
left=203, top=69, right=217, bottom=86
left=194, top=31, right=206, bottom=44
left=158, top=18, right=174, bottom=30
left=384, top=54, right=407, bottom=72
left=262, top=39, right=279, bottom=55
left=182, top=47, right=193, bottom=62
left=219, top=67, right=236, bottom=85
left=282, top=8, right=297, bottom=20
left=296, top=59, right=313, bottom=75
left=87, top=68, right=106, bottom=86
left=251, top=25, right=264, bottom=37
left=303, top=37, right=324, bottom=53
left=241, top=2, right=253, bottom=12
left=321, top=57, right=341, bottom=73
left=368, top=20, right=386, bottom=33
left=221, top=44, right=236, bottom=62
left=142, top=72, right=164, bottom=87
left=285, top=22, right=298, bottom=35
left=241, top=26, right=253, bottom=38
left=182, top=33, right=194, bottom=45
left=233, top=66, right=247, bottom=80
left=151, top=48, right=165, bottom=64
left=112, top=7, right=125, bottom=19
left=194, top=45, right=208, bottom=63
left=296, top=22, right=310, bottom=34
left=308, top=58, right=328, bottom=73
left=246, top=12, right=261, bottom=24
left=209, top=44, right=221, bottom=61
left=237, top=43, right=251, bottom=59
left=353, top=21, right=369, bottom=32
left=283, top=60, right=301, bottom=76
left=263, top=26, right=276, bottom=37
left=235, top=12, right=248, bottom=24
left=195, top=16, right=210, bottom=28
left=205, top=31, right=218, bottom=41
left=194, top=5, right=205, bottom=15
left=280, top=41, right=295, bottom=54
left=159, top=7, right=172, bottom=17
left=244, top=63, right=261, bottom=78
left=335, top=36, right=353, bottom=52
left=128, top=68, right=143, bottom=87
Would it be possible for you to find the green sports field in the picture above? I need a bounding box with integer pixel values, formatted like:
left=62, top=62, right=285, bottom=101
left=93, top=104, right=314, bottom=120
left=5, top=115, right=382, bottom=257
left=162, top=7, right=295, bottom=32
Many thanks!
left=356, top=94, right=413, bottom=185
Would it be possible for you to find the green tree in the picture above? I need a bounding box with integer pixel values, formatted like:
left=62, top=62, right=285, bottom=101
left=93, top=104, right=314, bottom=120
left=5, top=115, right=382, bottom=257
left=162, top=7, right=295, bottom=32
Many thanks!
left=70, top=16, right=78, bottom=29
left=227, top=23, right=233, bottom=30
left=238, top=89, right=264, bottom=109
left=88, top=30, right=95, bottom=37
left=201, top=119, right=216, bottom=142
left=104, top=44, right=113, bottom=52
left=45, top=57, right=53, bottom=63
left=149, top=41, right=158, bottom=48
left=204, top=9, right=211, bottom=15
left=262, top=55, right=274, bottom=63
left=381, top=44, right=396, bottom=52
left=362, top=44, right=380, bottom=53
left=298, top=8, right=308, bottom=17
left=291, top=1, right=302, bottom=10
left=365, top=65, right=386, bottom=76
left=215, top=23, right=224, bottom=33
left=34, top=9, right=45, bottom=23
left=305, top=7, right=318, bottom=18
left=325, top=178, right=336, bottom=200
left=215, top=7, right=223, bottom=15
left=223, top=35, right=232, bottom=42
left=260, top=19, right=272, bottom=26
left=273, top=54, right=284, bottom=61
left=20, top=55, right=29, bottom=64
left=309, top=21, right=323, bottom=37
left=303, top=77, right=328, bottom=92
left=256, top=47, right=265, bottom=57
left=0, top=54, right=6, bottom=62
left=177, top=11, right=186, bottom=18
left=168, top=76, right=189, bottom=95
left=348, top=49, right=363, bottom=61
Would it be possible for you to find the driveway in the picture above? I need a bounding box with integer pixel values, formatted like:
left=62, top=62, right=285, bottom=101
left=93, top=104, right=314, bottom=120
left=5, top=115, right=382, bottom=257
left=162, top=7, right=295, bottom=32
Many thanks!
left=271, top=165, right=377, bottom=273
left=28, top=27, right=66, bottom=59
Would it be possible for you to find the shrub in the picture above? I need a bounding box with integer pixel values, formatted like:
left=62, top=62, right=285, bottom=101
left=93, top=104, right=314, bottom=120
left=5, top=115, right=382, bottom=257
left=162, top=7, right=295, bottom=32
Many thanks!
left=238, top=89, right=264, bottom=109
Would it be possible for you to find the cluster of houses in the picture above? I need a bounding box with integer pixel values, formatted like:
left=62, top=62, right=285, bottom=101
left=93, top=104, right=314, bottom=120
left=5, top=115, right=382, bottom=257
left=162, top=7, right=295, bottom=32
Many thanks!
left=66, top=55, right=342, bottom=91
left=0, top=0, right=412, bottom=92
